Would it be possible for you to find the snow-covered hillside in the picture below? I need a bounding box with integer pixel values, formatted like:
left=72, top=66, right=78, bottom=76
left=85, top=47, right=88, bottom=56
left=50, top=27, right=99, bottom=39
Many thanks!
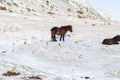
left=0, top=0, right=111, bottom=21
left=0, top=10, right=120, bottom=80
left=0, top=0, right=120, bottom=80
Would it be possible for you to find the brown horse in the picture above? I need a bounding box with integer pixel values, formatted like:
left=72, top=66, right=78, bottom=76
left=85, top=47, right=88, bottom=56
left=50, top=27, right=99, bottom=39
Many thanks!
left=102, top=35, right=120, bottom=45
left=51, top=25, right=73, bottom=41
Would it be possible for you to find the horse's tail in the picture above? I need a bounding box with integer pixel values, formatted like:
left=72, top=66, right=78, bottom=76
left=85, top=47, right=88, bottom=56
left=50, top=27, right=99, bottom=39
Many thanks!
left=51, top=27, right=57, bottom=40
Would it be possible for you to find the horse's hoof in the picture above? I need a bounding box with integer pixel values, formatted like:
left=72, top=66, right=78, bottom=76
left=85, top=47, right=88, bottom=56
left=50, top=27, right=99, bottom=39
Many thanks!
left=51, top=40, right=57, bottom=42
left=54, top=40, right=57, bottom=41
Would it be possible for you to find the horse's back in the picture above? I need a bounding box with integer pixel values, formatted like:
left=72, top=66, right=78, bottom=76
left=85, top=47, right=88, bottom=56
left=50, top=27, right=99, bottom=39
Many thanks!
left=102, top=38, right=113, bottom=45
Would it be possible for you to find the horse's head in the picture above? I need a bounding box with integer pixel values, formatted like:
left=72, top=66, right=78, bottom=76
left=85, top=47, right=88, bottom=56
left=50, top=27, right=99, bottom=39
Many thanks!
left=113, top=35, right=120, bottom=41
left=67, top=25, right=73, bottom=32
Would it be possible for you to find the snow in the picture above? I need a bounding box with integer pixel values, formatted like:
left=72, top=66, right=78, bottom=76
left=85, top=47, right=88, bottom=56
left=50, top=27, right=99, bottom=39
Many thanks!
left=0, top=0, right=111, bottom=21
left=0, top=10, right=120, bottom=80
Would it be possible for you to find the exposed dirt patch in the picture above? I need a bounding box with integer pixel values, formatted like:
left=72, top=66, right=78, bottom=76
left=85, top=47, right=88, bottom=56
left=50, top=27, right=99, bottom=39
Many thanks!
left=2, top=71, right=20, bottom=76
left=25, top=76, right=42, bottom=80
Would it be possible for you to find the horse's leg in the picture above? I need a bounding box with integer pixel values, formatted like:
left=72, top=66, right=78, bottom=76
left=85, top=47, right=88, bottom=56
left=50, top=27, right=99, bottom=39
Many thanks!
left=63, top=34, right=65, bottom=41
left=51, top=31, right=57, bottom=41
left=51, top=35, right=56, bottom=41
left=52, top=35, right=57, bottom=41
left=114, top=41, right=119, bottom=44
left=52, top=36, right=54, bottom=41
left=51, top=35, right=55, bottom=41
left=53, top=35, right=57, bottom=41
left=60, top=35, right=62, bottom=41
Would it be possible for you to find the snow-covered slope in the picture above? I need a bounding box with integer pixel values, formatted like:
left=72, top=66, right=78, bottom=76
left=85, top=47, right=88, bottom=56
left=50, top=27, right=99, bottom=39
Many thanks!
left=0, top=11, right=120, bottom=80
left=0, top=0, right=119, bottom=80
left=0, top=0, right=111, bottom=21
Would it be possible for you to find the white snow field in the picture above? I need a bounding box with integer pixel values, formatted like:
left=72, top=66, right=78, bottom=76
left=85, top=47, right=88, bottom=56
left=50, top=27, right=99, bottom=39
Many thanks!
left=0, top=10, right=120, bottom=80
left=0, top=0, right=119, bottom=80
